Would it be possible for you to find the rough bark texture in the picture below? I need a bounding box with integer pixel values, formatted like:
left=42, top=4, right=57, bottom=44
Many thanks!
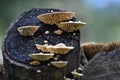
left=82, top=48, right=120, bottom=80
left=2, top=8, right=80, bottom=80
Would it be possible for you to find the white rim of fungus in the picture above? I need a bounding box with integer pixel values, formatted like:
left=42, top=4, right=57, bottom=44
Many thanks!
left=51, top=61, right=68, bottom=63
left=47, top=43, right=74, bottom=49
left=60, top=21, right=86, bottom=24
left=29, top=53, right=54, bottom=56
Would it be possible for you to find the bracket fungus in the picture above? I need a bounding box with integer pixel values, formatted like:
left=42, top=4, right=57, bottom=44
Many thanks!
left=29, top=53, right=54, bottom=61
left=17, top=26, right=39, bottom=36
left=50, top=61, right=68, bottom=68
left=71, top=71, right=83, bottom=78
left=81, top=42, right=105, bottom=60
left=35, top=44, right=48, bottom=52
left=56, top=21, right=86, bottom=32
left=37, top=12, right=75, bottom=25
left=35, top=43, right=74, bottom=54
left=81, top=41, right=120, bottom=60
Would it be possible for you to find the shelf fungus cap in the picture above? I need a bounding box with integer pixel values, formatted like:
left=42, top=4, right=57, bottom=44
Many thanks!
left=81, top=42, right=105, bottom=59
left=36, top=43, right=74, bottom=54
left=29, top=53, right=54, bottom=61
left=37, top=12, right=75, bottom=25
left=17, top=26, right=39, bottom=36
left=50, top=61, right=68, bottom=68
left=35, top=44, right=48, bottom=52
left=71, top=71, right=83, bottom=78
left=56, top=21, right=86, bottom=32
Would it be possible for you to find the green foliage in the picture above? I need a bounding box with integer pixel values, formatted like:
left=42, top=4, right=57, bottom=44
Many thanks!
left=0, top=0, right=120, bottom=47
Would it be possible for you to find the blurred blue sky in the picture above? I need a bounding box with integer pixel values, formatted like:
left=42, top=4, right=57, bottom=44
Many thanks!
left=85, top=0, right=120, bottom=8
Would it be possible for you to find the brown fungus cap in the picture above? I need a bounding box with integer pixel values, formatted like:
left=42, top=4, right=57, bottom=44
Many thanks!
left=37, top=12, right=75, bottom=25
left=101, top=41, right=120, bottom=52
left=81, top=42, right=105, bottom=60
left=17, top=26, right=39, bottom=36
left=56, top=21, right=86, bottom=32
left=81, top=41, right=120, bottom=60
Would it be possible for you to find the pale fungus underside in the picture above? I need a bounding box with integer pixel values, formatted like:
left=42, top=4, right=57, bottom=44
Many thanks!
left=71, top=71, right=83, bottom=78
left=51, top=61, right=68, bottom=68
left=35, top=43, right=74, bottom=54
left=29, top=53, right=54, bottom=61
left=17, top=26, right=39, bottom=36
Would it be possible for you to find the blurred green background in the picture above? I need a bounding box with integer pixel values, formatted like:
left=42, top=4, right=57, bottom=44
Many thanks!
left=0, top=0, right=120, bottom=58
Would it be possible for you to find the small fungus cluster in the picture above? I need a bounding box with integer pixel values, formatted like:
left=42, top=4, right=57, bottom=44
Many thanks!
left=17, top=10, right=86, bottom=79
left=37, top=11, right=86, bottom=32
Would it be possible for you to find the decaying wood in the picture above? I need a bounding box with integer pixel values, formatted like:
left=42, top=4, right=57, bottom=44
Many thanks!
left=2, top=8, right=81, bottom=80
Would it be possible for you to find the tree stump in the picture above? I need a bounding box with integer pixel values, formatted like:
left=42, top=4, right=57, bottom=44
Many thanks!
left=82, top=48, right=120, bottom=80
left=2, top=8, right=82, bottom=80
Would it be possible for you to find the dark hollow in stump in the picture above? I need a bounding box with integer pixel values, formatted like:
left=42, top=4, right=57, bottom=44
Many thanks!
left=82, top=48, right=120, bottom=80
left=2, top=8, right=81, bottom=80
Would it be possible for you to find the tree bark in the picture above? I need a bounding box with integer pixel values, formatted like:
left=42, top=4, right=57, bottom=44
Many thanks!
left=2, top=8, right=81, bottom=80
